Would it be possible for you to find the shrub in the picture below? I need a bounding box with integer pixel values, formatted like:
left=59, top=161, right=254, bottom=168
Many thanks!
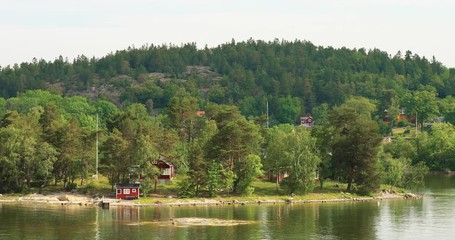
left=397, top=120, right=410, bottom=127
left=177, top=178, right=196, bottom=198
left=65, top=183, right=78, bottom=191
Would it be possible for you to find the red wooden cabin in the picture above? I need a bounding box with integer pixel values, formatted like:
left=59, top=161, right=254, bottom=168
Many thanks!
left=116, top=184, right=140, bottom=199
left=152, top=160, right=174, bottom=184
left=300, top=116, right=314, bottom=128
left=268, top=169, right=288, bottom=183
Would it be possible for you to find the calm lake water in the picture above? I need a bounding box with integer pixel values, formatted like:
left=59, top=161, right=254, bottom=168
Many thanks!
left=1, top=175, right=455, bottom=240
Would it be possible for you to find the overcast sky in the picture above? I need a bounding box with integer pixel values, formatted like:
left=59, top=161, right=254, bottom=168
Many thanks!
left=1, top=0, right=454, bottom=67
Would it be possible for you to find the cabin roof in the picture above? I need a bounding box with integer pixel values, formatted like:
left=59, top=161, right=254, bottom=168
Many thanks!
left=116, top=183, right=140, bottom=188
left=154, top=158, right=174, bottom=167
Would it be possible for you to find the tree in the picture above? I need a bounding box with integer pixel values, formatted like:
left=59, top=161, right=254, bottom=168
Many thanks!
left=33, top=142, right=58, bottom=192
left=53, top=118, right=85, bottom=189
left=342, top=96, right=377, bottom=118
left=379, top=152, right=428, bottom=190
left=402, top=87, right=439, bottom=131
left=265, top=125, right=320, bottom=194
left=424, top=123, right=455, bottom=170
left=311, top=124, right=334, bottom=189
left=330, top=102, right=382, bottom=193
left=439, top=96, right=455, bottom=126
left=94, top=99, right=119, bottom=129
left=380, top=153, right=407, bottom=189
left=206, top=160, right=223, bottom=197
left=186, top=143, right=207, bottom=196
left=0, top=109, right=58, bottom=193
left=274, top=96, right=302, bottom=124
left=60, top=95, right=96, bottom=129
left=0, top=97, right=5, bottom=116
left=282, top=127, right=320, bottom=194
left=264, top=124, right=294, bottom=191
left=0, top=127, right=26, bottom=192
left=101, top=128, right=130, bottom=189
left=207, top=105, right=263, bottom=192
left=141, top=161, right=160, bottom=195
left=377, top=89, right=400, bottom=128
left=235, top=154, right=263, bottom=195
left=166, top=92, right=199, bottom=142
left=383, top=136, right=416, bottom=160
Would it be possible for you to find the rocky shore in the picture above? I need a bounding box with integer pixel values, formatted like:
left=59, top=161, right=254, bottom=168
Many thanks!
left=0, top=191, right=422, bottom=207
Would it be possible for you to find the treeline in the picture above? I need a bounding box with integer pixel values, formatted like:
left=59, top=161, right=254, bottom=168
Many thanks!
left=5, top=90, right=455, bottom=196
left=2, top=39, right=455, bottom=195
left=1, top=39, right=454, bottom=126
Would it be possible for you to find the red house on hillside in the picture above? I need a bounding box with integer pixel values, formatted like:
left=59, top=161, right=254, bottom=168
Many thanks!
left=196, top=111, right=205, bottom=117
left=300, top=116, right=314, bottom=128
left=152, top=160, right=175, bottom=184
left=116, top=183, right=140, bottom=199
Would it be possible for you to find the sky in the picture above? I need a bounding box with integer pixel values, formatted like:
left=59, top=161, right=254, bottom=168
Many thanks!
left=1, top=0, right=454, bottom=68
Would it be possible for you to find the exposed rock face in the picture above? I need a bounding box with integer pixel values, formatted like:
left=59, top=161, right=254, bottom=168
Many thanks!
left=127, top=218, right=255, bottom=227
left=405, top=193, right=418, bottom=199
left=57, top=195, right=69, bottom=201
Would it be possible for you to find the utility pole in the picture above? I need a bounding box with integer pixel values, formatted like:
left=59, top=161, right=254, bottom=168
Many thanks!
left=266, top=100, right=269, bottom=128
left=96, top=113, right=99, bottom=180
left=415, top=112, right=418, bottom=135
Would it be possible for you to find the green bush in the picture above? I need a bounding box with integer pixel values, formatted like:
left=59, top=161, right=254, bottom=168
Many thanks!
left=397, top=120, right=410, bottom=127
left=177, top=178, right=196, bottom=198
left=65, top=183, right=78, bottom=191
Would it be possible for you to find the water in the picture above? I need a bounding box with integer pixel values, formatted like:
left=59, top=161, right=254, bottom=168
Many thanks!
left=1, top=175, right=455, bottom=240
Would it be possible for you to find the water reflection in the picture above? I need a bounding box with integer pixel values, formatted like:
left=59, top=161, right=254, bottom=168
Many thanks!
left=376, top=174, right=455, bottom=240
left=2, top=175, right=455, bottom=240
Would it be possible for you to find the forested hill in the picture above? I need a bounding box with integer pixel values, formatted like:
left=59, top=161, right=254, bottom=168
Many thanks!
left=1, top=39, right=454, bottom=123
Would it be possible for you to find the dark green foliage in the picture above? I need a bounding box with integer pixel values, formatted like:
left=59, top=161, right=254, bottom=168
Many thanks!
left=206, top=161, right=223, bottom=197
left=234, top=154, right=263, bottom=195
left=379, top=153, right=429, bottom=190
left=1, top=39, right=453, bottom=124
left=2, top=39, right=455, bottom=195
left=401, top=87, right=439, bottom=131
left=177, top=177, right=197, bottom=198
left=273, top=96, right=302, bottom=124
left=186, top=143, right=207, bottom=196
left=141, top=162, right=160, bottom=195
left=266, top=125, right=320, bottom=194
left=330, top=99, right=382, bottom=193
left=414, top=123, right=455, bottom=171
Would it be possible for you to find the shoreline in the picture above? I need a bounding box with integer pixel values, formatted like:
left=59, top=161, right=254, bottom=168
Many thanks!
left=0, top=192, right=421, bottom=207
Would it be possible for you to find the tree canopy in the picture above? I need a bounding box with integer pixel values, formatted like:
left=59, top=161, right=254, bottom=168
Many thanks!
left=1, top=38, right=452, bottom=195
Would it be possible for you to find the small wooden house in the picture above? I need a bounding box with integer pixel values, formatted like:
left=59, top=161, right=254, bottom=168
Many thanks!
left=268, top=168, right=319, bottom=184
left=196, top=111, right=205, bottom=117
left=116, top=184, right=140, bottom=199
left=268, top=169, right=288, bottom=183
left=152, top=160, right=175, bottom=184
left=300, top=116, right=314, bottom=128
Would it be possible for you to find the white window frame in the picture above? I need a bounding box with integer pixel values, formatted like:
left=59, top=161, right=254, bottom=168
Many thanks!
left=132, top=188, right=136, bottom=193
left=124, top=188, right=130, bottom=194
left=162, top=168, right=170, bottom=176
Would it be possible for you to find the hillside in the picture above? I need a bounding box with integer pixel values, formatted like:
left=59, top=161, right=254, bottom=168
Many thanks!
left=1, top=39, right=454, bottom=123
left=3, top=39, right=454, bottom=195
left=43, top=65, right=222, bottom=106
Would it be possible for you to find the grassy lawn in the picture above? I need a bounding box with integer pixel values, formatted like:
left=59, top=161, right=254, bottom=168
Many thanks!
left=391, top=127, right=419, bottom=137
left=2, top=174, right=407, bottom=204
left=135, top=177, right=407, bottom=204
left=392, top=127, right=407, bottom=135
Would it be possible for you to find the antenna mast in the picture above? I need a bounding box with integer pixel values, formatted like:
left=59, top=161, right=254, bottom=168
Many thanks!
left=266, top=100, right=269, bottom=128
left=95, top=113, right=99, bottom=180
